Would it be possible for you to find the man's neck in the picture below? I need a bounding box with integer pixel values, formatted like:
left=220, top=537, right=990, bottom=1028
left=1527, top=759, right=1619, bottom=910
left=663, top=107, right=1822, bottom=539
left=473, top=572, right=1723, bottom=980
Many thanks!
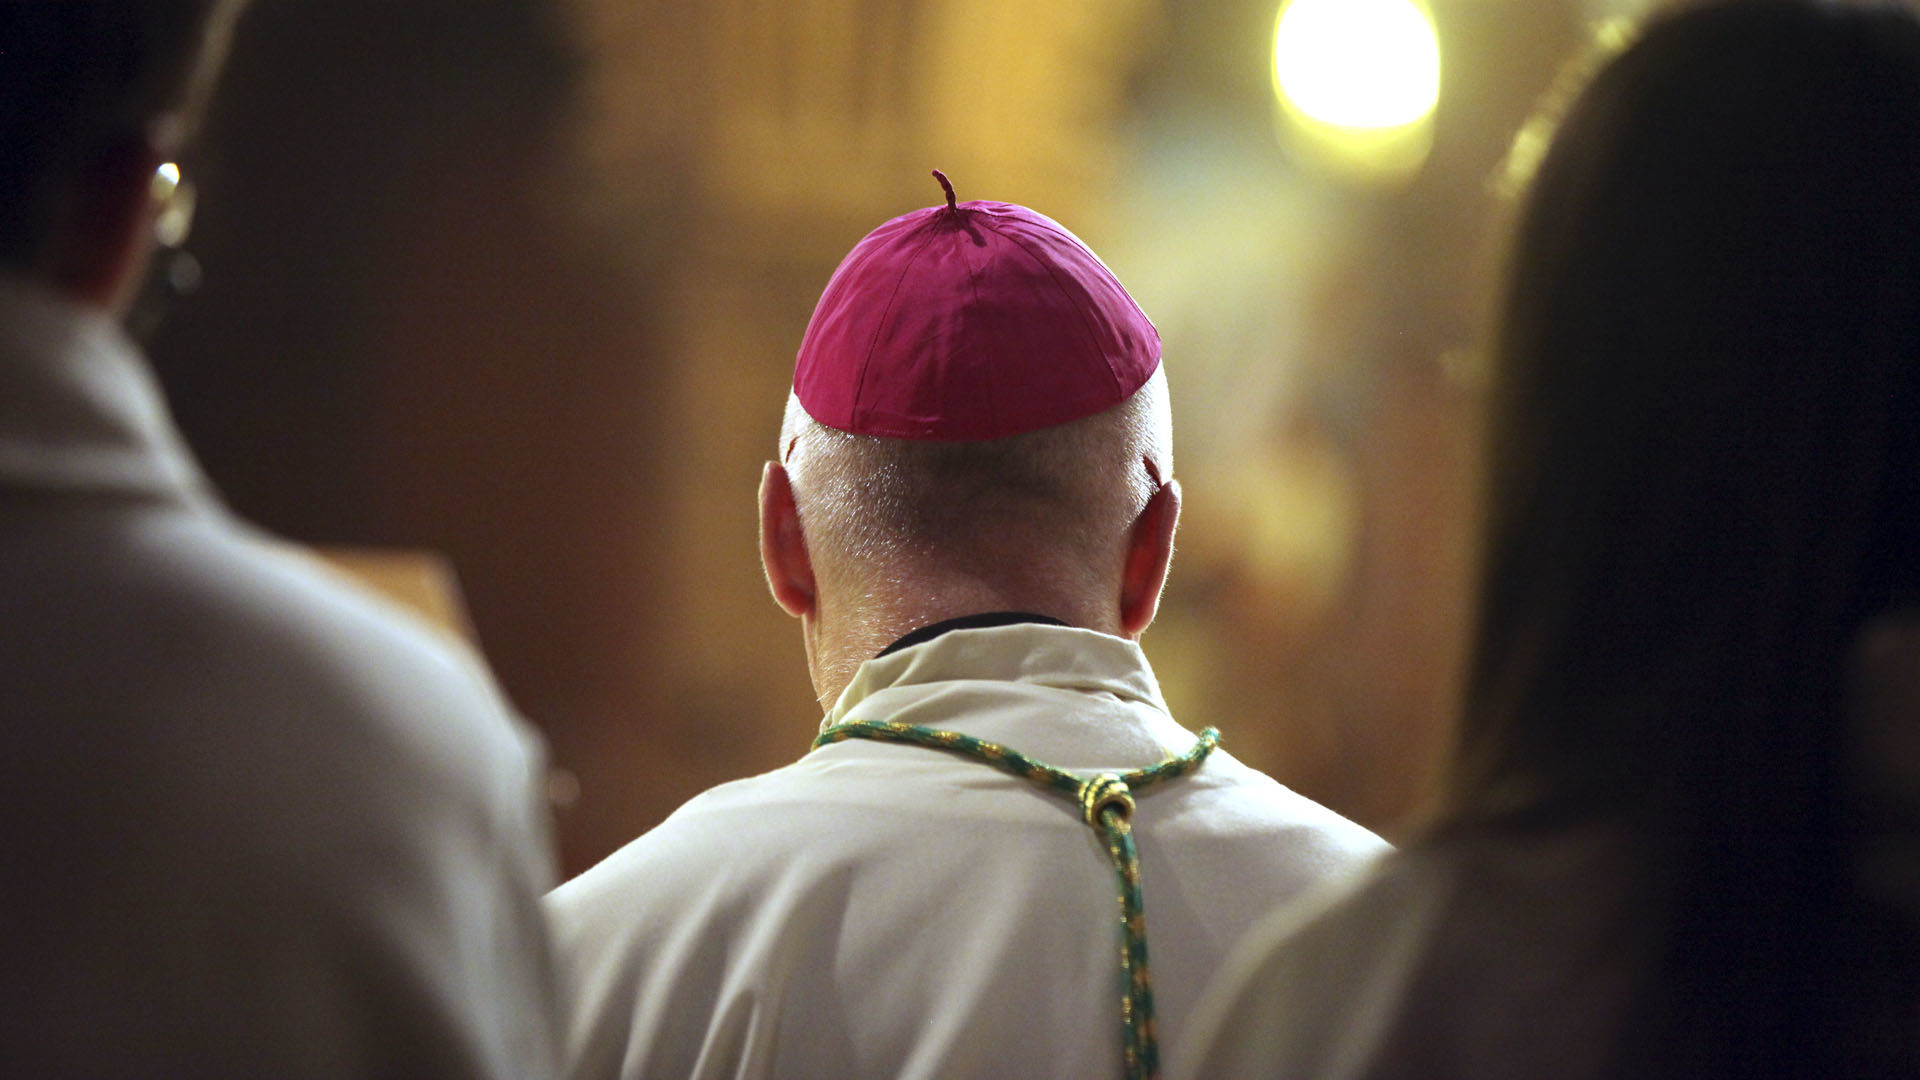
left=807, top=584, right=1120, bottom=713
left=876, top=611, right=1070, bottom=658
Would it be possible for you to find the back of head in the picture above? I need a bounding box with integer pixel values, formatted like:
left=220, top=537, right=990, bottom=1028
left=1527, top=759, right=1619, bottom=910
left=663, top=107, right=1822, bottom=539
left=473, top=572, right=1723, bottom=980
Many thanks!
left=781, top=366, right=1171, bottom=606
left=776, top=178, right=1172, bottom=640
left=0, top=1, right=244, bottom=269
left=1453, top=0, right=1920, bottom=1073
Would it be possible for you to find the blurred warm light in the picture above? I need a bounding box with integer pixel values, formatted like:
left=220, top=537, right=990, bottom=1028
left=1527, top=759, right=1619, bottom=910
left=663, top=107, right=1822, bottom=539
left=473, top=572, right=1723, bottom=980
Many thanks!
left=1494, top=16, right=1639, bottom=199
left=1211, top=444, right=1358, bottom=616
left=1269, top=0, right=1440, bottom=181
left=1273, top=0, right=1440, bottom=130
left=151, top=161, right=196, bottom=248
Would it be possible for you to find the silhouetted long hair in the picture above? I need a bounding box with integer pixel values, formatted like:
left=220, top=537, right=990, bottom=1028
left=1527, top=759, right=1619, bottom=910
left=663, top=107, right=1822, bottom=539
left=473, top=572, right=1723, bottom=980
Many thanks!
left=1447, top=1, right=1920, bottom=1074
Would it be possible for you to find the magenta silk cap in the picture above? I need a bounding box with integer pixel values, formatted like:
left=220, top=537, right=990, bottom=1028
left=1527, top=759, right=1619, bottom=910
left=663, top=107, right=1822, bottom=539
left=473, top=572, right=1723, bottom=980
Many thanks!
left=793, top=171, right=1161, bottom=441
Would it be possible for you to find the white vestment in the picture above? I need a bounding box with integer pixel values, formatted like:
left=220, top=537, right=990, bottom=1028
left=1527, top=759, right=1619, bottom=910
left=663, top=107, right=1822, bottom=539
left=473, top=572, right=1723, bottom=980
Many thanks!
left=549, top=621, right=1387, bottom=1080
left=1173, top=826, right=1671, bottom=1080
left=0, top=279, right=561, bottom=1077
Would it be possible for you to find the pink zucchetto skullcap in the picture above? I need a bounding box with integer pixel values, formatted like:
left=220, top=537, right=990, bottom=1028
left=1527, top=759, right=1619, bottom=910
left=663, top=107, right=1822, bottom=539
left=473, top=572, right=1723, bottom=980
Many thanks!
left=792, top=171, right=1161, bottom=442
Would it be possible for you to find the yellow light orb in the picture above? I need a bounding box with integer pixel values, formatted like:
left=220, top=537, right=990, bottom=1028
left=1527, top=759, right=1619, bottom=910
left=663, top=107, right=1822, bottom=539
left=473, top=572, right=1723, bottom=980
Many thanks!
left=1273, top=0, right=1441, bottom=131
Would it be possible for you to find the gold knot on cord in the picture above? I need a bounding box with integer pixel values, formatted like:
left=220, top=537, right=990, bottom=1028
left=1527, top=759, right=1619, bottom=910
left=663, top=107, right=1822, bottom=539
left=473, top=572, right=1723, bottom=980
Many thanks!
left=1079, top=772, right=1135, bottom=827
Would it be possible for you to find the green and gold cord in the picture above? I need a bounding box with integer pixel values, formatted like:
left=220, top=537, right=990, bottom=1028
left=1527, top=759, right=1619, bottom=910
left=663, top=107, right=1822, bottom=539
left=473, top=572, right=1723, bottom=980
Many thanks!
left=811, top=720, right=1220, bottom=1080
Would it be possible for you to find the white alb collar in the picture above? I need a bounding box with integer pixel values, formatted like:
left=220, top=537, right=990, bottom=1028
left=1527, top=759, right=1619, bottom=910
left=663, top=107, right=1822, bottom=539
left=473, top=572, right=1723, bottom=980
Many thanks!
left=819, top=621, right=1197, bottom=771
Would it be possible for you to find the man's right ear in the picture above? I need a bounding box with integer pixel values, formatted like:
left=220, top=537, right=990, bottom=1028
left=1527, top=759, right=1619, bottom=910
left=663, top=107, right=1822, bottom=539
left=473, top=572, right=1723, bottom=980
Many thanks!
left=759, top=461, right=816, bottom=618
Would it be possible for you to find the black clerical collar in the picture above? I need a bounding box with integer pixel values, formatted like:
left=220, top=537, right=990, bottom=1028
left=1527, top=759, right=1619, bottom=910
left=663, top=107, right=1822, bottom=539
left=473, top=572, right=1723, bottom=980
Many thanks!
left=877, top=612, right=1070, bottom=658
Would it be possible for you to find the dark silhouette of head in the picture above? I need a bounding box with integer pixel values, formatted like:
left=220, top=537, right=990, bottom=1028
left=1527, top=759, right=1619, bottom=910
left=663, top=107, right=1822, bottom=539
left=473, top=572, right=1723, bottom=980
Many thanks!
left=1451, top=1, right=1920, bottom=1073
left=0, top=2, right=244, bottom=301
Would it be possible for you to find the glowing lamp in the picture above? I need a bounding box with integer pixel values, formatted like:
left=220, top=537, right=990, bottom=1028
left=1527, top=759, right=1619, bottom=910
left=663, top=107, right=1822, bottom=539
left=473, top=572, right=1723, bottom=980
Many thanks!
left=1273, top=0, right=1441, bottom=130
left=1269, top=0, right=1440, bottom=181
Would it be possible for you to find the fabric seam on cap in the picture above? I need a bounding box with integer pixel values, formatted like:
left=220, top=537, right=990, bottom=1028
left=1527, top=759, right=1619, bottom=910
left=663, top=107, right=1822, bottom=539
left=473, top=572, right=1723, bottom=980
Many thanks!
left=956, top=222, right=1002, bottom=438
left=849, top=224, right=949, bottom=434
left=997, top=224, right=1128, bottom=397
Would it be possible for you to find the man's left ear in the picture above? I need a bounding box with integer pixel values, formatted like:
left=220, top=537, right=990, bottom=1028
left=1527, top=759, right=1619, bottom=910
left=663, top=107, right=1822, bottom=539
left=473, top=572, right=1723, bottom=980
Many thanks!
left=1119, top=474, right=1180, bottom=638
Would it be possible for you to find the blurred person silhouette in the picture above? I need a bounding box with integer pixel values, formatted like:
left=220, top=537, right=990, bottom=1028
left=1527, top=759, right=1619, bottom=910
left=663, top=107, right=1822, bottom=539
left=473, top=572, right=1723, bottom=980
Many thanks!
left=0, top=3, right=560, bottom=1075
left=546, top=174, right=1387, bottom=1080
left=1174, top=2, right=1920, bottom=1078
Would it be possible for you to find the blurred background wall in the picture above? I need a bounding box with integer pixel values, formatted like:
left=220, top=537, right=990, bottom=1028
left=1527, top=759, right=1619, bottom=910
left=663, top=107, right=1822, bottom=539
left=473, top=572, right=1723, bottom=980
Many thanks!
left=152, top=0, right=1650, bottom=878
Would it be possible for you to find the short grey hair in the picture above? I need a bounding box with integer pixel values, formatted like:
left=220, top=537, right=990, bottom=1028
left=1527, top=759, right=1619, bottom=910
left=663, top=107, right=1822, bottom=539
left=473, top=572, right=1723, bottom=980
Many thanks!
left=781, top=366, right=1172, bottom=589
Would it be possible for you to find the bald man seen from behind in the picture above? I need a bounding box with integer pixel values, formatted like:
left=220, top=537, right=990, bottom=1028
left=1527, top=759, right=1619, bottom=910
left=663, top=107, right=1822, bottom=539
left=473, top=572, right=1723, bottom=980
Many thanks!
left=547, top=174, right=1387, bottom=1080
left=0, top=4, right=559, bottom=1075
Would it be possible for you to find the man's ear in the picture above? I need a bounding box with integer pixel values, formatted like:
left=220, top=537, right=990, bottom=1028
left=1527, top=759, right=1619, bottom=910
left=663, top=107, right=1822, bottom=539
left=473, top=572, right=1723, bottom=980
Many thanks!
left=759, top=461, right=817, bottom=619
left=43, top=138, right=163, bottom=311
left=1119, top=475, right=1181, bottom=638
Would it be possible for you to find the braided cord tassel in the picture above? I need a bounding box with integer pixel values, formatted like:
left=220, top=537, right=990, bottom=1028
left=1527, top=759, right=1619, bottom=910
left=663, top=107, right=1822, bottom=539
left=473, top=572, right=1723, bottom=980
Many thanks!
left=1098, top=797, right=1153, bottom=1077
left=812, top=720, right=1220, bottom=1080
